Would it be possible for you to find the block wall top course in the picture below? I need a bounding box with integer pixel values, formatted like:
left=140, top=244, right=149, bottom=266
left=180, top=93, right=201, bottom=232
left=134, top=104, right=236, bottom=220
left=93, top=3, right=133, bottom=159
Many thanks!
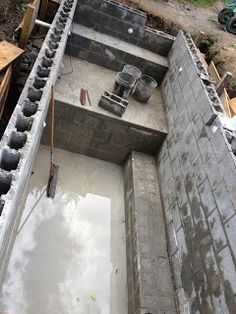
left=158, top=30, right=236, bottom=313
left=0, top=0, right=78, bottom=288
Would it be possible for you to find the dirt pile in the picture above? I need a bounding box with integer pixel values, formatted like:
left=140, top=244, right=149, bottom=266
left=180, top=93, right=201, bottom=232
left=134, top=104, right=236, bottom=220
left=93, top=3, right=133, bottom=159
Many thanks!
left=0, top=0, right=29, bottom=43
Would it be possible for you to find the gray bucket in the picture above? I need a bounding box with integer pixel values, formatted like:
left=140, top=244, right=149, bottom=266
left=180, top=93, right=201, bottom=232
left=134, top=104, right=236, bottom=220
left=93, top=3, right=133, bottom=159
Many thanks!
left=122, top=65, right=142, bottom=81
left=113, top=72, right=136, bottom=99
left=122, top=65, right=142, bottom=95
left=133, top=75, right=157, bottom=103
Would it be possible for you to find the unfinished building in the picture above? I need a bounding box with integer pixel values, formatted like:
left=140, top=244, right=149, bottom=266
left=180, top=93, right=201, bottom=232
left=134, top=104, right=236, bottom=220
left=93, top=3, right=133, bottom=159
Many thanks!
left=0, top=0, right=236, bottom=313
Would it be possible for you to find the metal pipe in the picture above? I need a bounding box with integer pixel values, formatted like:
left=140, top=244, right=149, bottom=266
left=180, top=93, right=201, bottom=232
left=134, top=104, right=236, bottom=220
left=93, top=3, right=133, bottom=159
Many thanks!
left=35, top=19, right=51, bottom=29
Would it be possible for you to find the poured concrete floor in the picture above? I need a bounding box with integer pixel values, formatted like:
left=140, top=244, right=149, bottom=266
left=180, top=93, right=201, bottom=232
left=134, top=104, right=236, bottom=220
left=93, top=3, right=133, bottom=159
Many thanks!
left=0, top=145, right=127, bottom=314
left=56, top=55, right=167, bottom=133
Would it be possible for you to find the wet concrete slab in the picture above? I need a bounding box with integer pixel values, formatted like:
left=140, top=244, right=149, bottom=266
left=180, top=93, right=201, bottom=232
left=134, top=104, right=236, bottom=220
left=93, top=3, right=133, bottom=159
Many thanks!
left=0, top=145, right=127, bottom=314
left=56, top=55, right=167, bottom=133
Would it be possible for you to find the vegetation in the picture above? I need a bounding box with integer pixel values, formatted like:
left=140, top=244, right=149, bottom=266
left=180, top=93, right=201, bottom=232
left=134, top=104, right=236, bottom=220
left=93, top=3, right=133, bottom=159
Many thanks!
left=189, top=0, right=218, bottom=8
left=20, top=2, right=28, bottom=12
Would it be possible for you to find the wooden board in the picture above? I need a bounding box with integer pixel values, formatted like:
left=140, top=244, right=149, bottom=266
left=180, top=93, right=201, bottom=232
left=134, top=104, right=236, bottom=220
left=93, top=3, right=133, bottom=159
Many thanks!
left=39, top=0, right=49, bottom=19
left=229, top=97, right=236, bottom=115
left=0, top=65, right=12, bottom=119
left=0, top=41, right=24, bottom=72
left=19, top=0, right=40, bottom=49
left=208, top=61, right=232, bottom=117
left=208, top=61, right=220, bottom=83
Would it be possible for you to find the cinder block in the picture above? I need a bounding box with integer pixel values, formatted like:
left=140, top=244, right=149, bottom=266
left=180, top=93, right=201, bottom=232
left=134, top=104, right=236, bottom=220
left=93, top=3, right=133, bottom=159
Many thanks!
left=101, top=0, right=147, bottom=26
left=224, top=215, right=236, bottom=260
left=218, top=246, right=236, bottom=295
left=98, top=91, right=128, bottom=117
left=198, top=179, right=216, bottom=217
left=87, top=51, right=122, bottom=71
left=208, top=209, right=227, bottom=252
left=214, top=182, right=235, bottom=223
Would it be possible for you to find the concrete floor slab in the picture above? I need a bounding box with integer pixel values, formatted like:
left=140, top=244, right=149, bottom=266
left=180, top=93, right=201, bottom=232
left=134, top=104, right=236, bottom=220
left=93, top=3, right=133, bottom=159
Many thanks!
left=56, top=56, right=167, bottom=133
left=0, top=145, right=127, bottom=314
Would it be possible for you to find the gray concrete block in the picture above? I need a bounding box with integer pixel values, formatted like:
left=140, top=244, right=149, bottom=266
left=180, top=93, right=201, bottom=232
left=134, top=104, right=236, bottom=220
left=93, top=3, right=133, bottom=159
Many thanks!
left=167, top=222, right=178, bottom=256
left=218, top=246, right=236, bottom=295
left=208, top=209, right=227, bottom=252
left=123, top=152, right=176, bottom=314
left=138, top=27, right=174, bottom=57
left=87, top=51, right=122, bottom=71
left=211, top=128, right=232, bottom=163
left=159, top=31, right=236, bottom=314
left=198, top=178, right=216, bottom=216
left=101, top=0, right=147, bottom=26
left=218, top=154, right=236, bottom=210
left=214, top=182, right=235, bottom=223
left=224, top=215, right=236, bottom=260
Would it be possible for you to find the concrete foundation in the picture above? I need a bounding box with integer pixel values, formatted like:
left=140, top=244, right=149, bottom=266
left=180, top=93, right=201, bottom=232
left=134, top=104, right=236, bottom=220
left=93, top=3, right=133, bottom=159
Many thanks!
left=158, top=31, right=236, bottom=313
left=74, top=0, right=174, bottom=57
left=0, top=145, right=127, bottom=314
left=41, top=56, right=167, bottom=164
left=124, top=152, right=176, bottom=314
left=1, top=0, right=236, bottom=313
left=66, top=24, right=169, bottom=83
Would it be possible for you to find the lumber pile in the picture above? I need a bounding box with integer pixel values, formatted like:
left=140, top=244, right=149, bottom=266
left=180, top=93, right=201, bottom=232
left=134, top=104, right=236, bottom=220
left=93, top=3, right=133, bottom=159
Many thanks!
left=0, top=41, right=24, bottom=119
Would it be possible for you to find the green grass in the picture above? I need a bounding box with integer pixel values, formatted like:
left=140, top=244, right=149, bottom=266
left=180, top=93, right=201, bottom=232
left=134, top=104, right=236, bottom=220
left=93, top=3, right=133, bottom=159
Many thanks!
left=230, top=43, right=236, bottom=49
left=20, top=2, right=28, bottom=12
left=189, top=0, right=218, bottom=7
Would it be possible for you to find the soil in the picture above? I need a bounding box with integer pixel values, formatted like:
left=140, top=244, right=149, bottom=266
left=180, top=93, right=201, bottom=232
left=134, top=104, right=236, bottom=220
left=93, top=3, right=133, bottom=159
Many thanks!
left=0, top=0, right=31, bottom=43
left=120, top=0, right=236, bottom=97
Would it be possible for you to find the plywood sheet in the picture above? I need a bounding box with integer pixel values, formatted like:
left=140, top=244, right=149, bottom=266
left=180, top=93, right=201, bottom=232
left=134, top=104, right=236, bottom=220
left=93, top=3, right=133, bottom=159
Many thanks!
left=0, top=41, right=24, bottom=72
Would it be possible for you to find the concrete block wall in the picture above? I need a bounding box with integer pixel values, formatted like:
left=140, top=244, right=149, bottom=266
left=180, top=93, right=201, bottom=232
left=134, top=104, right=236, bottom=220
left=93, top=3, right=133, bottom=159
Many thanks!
left=0, top=0, right=78, bottom=289
left=123, top=151, right=176, bottom=314
left=74, top=0, right=174, bottom=57
left=41, top=100, right=167, bottom=165
left=66, top=25, right=168, bottom=83
left=158, top=30, right=236, bottom=313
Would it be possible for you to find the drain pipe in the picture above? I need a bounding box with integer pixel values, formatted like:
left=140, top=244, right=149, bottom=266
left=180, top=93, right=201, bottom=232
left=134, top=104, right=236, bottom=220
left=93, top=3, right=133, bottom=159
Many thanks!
left=35, top=19, right=51, bottom=29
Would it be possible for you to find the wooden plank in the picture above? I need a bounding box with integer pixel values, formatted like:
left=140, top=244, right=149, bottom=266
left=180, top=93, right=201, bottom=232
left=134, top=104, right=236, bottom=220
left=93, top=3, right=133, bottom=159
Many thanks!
left=208, top=61, right=220, bottom=83
left=19, top=4, right=35, bottom=49
left=39, top=0, right=49, bottom=20
left=220, top=89, right=232, bottom=118
left=207, top=61, right=233, bottom=117
left=216, top=71, right=232, bottom=97
left=19, top=0, right=40, bottom=49
left=0, top=65, right=12, bottom=119
left=229, top=97, right=236, bottom=115
left=0, top=41, right=24, bottom=72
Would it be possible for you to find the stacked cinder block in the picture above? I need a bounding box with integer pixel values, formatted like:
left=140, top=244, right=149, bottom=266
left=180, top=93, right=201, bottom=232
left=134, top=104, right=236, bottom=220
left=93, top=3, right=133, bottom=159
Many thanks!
left=0, top=0, right=78, bottom=288
left=72, top=0, right=175, bottom=57
left=158, top=30, right=236, bottom=313
left=66, top=24, right=169, bottom=83
left=41, top=101, right=166, bottom=164
left=124, top=151, right=176, bottom=314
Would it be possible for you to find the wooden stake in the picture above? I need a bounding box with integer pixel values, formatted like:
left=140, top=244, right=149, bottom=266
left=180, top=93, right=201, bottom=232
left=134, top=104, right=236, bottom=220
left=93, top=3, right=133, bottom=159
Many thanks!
left=19, top=4, right=35, bottom=49
left=216, top=71, right=232, bottom=97
left=39, top=0, right=48, bottom=20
